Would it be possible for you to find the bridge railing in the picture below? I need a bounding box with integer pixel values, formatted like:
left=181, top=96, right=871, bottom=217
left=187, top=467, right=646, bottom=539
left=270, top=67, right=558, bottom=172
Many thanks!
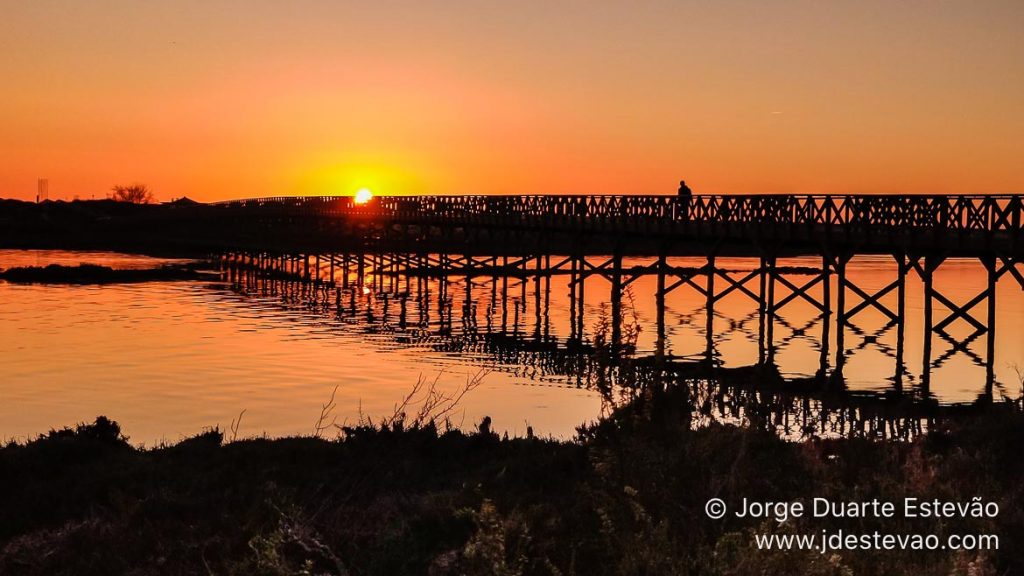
left=212, top=194, right=1023, bottom=234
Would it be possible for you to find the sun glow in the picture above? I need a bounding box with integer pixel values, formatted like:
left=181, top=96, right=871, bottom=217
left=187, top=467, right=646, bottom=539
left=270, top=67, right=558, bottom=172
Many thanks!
left=354, top=188, right=373, bottom=204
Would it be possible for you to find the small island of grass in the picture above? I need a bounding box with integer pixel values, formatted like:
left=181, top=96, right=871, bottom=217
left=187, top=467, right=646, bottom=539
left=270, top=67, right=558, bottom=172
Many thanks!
left=0, top=263, right=214, bottom=284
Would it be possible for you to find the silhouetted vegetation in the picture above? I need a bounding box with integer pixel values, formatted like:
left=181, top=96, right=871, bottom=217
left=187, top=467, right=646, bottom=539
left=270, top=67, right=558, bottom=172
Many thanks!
left=1, top=390, right=1022, bottom=575
left=110, top=184, right=154, bottom=204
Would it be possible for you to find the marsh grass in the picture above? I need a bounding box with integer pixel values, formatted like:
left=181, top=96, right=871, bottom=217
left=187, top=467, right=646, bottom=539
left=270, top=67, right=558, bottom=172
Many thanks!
left=2, top=371, right=1023, bottom=574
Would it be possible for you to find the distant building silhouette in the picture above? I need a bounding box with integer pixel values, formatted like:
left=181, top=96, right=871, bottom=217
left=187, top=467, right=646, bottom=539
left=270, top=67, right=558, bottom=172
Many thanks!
left=166, top=196, right=201, bottom=206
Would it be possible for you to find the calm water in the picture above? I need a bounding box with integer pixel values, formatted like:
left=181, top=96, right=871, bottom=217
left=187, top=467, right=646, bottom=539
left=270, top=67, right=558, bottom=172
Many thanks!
left=1, top=250, right=1022, bottom=444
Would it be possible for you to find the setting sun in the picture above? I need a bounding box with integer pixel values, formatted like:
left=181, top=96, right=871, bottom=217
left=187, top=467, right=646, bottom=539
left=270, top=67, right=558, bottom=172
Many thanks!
left=354, top=188, right=373, bottom=204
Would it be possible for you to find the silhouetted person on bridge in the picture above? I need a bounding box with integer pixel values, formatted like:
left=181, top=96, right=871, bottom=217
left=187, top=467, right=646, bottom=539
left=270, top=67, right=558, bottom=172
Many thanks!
left=677, top=180, right=693, bottom=220
left=677, top=180, right=692, bottom=198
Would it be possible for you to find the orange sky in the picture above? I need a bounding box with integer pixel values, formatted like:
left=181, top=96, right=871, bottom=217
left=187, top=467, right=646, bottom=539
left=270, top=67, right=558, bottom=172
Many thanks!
left=2, top=1, right=1023, bottom=202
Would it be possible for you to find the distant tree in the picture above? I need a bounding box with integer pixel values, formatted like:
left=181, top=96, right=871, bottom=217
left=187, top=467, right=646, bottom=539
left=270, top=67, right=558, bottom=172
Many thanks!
left=110, top=184, right=154, bottom=204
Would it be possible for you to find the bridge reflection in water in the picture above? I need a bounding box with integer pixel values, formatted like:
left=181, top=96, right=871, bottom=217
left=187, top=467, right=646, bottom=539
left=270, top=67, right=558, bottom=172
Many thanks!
left=220, top=250, right=1023, bottom=440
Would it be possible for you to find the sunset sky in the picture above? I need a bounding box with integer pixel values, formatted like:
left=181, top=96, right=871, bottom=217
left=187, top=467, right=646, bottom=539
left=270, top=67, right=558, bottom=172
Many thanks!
left=2, top=1, right=1023, bottom=202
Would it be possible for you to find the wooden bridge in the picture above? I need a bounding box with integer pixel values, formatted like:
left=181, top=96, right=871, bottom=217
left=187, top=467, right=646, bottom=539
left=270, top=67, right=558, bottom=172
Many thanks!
left=214, top=194, right=1022, bottom=396
left=212, top=193, right=1023, bottom=258
left=199, top=194, right=1024, bottom=436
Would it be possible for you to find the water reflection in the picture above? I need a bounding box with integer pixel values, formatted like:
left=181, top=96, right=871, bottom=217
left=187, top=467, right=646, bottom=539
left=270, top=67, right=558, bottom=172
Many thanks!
left=0, top=251, right=600, bottom=443
left=1, top=250, right=1021, bottom=443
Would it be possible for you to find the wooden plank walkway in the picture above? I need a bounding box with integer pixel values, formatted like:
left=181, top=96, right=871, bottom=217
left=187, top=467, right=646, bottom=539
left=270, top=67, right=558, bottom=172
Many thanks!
left=213, top=194, right=1023, bottom=258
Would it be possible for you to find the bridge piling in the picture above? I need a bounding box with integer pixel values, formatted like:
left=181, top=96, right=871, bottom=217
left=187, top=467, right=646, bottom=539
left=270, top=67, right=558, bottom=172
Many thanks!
left=894, top=254, right=908, bottom=393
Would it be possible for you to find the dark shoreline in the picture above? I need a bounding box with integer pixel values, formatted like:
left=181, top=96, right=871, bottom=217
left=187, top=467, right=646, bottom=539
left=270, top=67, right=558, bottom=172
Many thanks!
left=0, top=199, right=220, bottom=257
left=2, top=388, right=1022, bottom=575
